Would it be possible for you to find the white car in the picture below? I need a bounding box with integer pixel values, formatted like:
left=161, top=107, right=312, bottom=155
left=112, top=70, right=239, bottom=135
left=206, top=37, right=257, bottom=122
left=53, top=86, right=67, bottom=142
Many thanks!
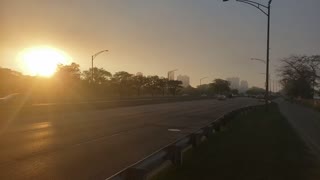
left=217, top=95, right=227, bottom=100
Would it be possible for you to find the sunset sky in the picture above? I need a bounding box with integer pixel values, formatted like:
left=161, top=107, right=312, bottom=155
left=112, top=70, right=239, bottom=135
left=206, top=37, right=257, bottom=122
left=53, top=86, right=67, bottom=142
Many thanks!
left=1, top=0, right=320, bottom=87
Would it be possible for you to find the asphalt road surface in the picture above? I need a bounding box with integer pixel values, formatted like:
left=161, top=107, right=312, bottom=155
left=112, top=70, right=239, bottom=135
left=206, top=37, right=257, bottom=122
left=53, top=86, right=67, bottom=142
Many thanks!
left=0, top=98, right=259, bottom=180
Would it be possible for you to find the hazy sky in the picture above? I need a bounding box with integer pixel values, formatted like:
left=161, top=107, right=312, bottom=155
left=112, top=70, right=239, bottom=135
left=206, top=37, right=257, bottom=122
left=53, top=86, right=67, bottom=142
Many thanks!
left=1, top=0, right=320, bottom=87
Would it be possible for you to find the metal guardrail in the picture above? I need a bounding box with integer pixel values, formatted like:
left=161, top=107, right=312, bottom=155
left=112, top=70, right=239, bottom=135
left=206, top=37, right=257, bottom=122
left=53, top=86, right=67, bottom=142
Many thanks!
left=106, top=104, right=264, bottom=180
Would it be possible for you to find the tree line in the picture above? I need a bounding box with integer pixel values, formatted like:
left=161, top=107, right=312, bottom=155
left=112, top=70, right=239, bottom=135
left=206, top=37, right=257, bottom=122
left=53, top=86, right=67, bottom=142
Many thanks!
left=278, top=55, right=320, bottom=99
left=0, top=62, right=248, bottom=103
left=5, top=59, right=300, bottom=103
left=0, top=63, right=188, bottom=103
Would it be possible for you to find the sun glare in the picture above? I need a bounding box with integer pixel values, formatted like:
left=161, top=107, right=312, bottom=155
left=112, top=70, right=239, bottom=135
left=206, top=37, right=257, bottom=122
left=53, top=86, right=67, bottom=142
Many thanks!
left=19, top=46, right=71, bottom=77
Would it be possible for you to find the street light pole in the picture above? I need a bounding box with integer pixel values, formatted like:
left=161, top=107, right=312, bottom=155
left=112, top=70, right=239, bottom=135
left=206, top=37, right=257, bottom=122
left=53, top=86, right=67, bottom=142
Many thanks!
left=266, top=0, right=272, bottom=110
left=200, top=77, right=208, bottom=86
left=200, top=77, right=208, bottom=96
left=91, top=50, right=108, bottom=83
left=91, top=55, right=94, bottom=82
left=223, top=0, right=273, bottom=110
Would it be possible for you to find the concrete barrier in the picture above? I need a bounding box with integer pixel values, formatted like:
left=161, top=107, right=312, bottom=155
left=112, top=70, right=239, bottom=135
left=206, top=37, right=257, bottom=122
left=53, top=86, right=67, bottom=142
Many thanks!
left=168, top=138, right=190, bottom=166
left=203, top=126, right=214, bottom=138
left=191, top=130, right=203, bottom=148
left=126, top=151, right=168, bottom=180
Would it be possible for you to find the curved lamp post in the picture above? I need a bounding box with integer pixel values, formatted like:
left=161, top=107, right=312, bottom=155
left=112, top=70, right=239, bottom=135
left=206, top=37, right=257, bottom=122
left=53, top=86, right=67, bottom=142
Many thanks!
left=200, top=77, right=208, bottom=95
left=223, top=0, right=273, bottom=110
left=200, top=77, right=208, bottom=86
left=251, top=58, right=266, bottom=64
left=91, top=50, right=108, bottom=83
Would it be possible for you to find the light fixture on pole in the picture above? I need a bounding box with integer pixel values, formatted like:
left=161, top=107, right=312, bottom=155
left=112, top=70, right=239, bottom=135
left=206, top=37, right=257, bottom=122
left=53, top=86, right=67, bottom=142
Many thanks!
left=251, top=58, right=266, bottom=64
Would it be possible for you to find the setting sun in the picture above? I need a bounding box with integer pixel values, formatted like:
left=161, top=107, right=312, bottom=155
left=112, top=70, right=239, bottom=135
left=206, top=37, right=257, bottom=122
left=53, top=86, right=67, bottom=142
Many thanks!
left=19, top=46, right=71, bottom=77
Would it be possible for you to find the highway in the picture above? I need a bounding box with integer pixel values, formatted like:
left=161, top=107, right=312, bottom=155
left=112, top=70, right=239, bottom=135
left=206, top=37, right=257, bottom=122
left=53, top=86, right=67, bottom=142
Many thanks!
left=0, top=98, right=259, bottom=180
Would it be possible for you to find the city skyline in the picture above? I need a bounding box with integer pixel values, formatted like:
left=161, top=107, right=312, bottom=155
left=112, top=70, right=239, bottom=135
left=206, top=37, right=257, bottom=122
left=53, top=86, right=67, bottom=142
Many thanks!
left=1, top=0, right=320, bottom=88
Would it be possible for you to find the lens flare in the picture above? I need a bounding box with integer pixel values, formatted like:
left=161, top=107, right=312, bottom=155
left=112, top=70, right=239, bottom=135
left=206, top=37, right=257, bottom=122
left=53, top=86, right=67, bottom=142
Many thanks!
left=19, top=46, right=72, bottom=77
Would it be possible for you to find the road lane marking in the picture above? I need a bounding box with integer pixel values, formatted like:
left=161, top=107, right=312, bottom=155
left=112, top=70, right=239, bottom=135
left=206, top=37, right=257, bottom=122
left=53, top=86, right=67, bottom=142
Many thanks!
left=168, top=129, right=181, bottom=132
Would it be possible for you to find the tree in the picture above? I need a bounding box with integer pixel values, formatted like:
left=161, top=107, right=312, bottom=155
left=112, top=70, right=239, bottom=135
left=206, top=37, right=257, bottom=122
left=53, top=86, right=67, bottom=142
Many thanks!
left=55, top=63, right=81, bottom=81
left=131, top=75, right=147, bottom=96
left=112, top=71, right=133, bottom=96
left=158, top=77, right=168, bottom=96
left=231, top=89, right=239, bottom=95
left=278, top=55, right=320, bottom=98
left=145, top=75, right=160, bottom=96
left=51, top=63, right=82, bottom=102
left=0, top=67, right=25, bottom=96
left=197, top=84, right=210, bottom=95
left=246, top=86, right=265, bottom=95
left=209, top=79, right=231, bottom=94
left=167, top=80, right=183, bottom=96
left=82, top=67, right=112, bottom=84
left=181, top=85, right=198, bottom=96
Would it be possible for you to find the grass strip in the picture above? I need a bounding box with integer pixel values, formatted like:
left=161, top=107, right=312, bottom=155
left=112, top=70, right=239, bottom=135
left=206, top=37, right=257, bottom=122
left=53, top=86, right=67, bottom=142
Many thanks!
left=156, top=104, right=320, bottom=180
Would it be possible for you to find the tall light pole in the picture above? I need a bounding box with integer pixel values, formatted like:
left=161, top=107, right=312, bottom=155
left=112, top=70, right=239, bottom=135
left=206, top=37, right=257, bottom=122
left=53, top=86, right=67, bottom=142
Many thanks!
left=200, top=77, right=208, bottom=95
left=223, top=0, right=273, bottom=110
left=200, top=77, right=208, bottom=86
left=91, top=50, right=108, bottom=83
left=260, top=73, right=272, bottom=93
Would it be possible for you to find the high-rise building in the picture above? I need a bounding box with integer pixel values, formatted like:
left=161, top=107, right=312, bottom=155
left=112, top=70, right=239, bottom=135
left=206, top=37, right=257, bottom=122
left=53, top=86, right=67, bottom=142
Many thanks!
left=168, top=71, right=175, bottom=80
left=177, top=75, right=190, bottom=87
left=240, top=80, right=249, bottom=93
left=226, top=77, right=240, bottom=90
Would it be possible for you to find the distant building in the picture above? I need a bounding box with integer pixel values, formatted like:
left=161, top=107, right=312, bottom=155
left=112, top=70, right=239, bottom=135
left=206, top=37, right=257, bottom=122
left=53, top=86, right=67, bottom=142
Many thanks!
left=177, top=75, right=190, bottom=87
left=168, top=71, right=175, bottom=80
left=226, top=77, right=240, bottom=90
left=240, top=80, right=249, bottom=93
left=136, top=72, right=143, bottom=76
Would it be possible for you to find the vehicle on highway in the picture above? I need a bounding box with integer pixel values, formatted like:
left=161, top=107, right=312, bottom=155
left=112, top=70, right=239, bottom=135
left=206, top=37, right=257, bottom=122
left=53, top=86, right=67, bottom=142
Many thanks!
left=254, top=94, right=266, bottom=102
left=217, top=94, right=227, bottom=100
